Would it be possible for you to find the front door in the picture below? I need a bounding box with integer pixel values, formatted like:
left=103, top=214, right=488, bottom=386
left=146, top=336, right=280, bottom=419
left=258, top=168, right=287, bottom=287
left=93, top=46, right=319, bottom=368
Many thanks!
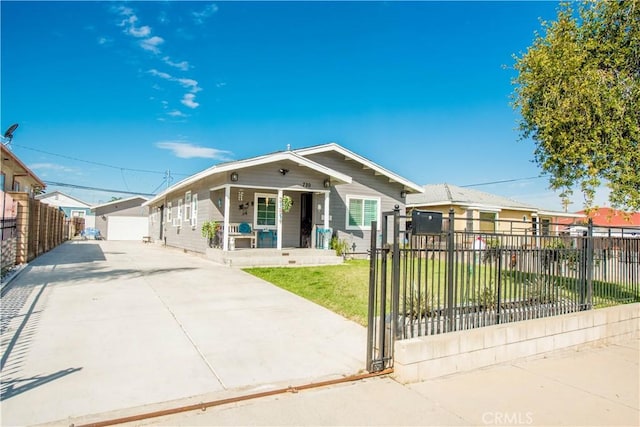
left=300, top=193, right=313, bottom=248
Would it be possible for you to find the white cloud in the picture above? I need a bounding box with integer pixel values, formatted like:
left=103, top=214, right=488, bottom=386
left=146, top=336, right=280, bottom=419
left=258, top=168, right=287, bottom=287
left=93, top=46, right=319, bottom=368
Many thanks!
left=177, top=78, right=201, bottom=93
left=167, top=110, right=186, bottom=117
left=216, top=82, right=227, bottom=88
left=30, top=163, right=75, bottom=173
left=128, top=25, right=151, bottom=38
left=163, top=57, right=189, bottom=71
left=156, top=141, right=231, bottom=159
left=148, top=69, right=172, bottom=80
left=193, top=3, right=219, bottom=25
left=97, top=36, right=112, bottom=45
left=140, top=36, right=164, bottom=54
left=181, top=93, right=199, bottom=109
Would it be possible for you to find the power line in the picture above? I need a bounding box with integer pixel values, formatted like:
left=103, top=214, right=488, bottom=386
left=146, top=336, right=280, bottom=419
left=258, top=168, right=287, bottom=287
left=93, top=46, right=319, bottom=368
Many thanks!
left=43, top=180, right=155, bottom=197
left=460, top=176, right=544, bottom=187
left=13, top=143, right=189, bottom=176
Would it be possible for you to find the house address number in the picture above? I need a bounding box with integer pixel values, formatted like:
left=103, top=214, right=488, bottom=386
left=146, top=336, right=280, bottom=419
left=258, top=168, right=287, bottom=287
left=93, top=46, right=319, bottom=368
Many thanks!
left=302, top=182, right=311, bottom=188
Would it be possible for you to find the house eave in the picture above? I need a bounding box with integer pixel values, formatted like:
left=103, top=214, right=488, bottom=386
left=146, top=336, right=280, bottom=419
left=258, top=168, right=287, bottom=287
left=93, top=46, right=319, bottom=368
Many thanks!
left=143, top=151, right=352, bottom=207
left=294, top=143, right=424, bottom=193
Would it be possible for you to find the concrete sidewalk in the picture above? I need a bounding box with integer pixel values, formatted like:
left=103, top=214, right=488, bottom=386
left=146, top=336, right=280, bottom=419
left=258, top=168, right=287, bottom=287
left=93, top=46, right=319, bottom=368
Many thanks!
left=1, top=241, right=366, bottom=426
left=79, top=338, right=638, bottom=427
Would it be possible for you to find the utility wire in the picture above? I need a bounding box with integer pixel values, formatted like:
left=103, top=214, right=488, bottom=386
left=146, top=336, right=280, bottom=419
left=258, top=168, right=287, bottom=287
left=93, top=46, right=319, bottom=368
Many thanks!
left=43, top=180, right=155, bottom=197
left=460, top=176, right=544, bottom=187
left=12, top=143, right=189, bottom=176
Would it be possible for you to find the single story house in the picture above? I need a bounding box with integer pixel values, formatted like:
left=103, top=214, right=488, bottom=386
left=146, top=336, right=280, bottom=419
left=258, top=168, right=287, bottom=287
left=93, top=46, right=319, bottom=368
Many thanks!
left=92, top=196, right=149, bottom=240
left=36, top=191, right=96, bottom=229
left=143, top=143, right=423, bottom=255
left=406, top=183, right=583, bottom=235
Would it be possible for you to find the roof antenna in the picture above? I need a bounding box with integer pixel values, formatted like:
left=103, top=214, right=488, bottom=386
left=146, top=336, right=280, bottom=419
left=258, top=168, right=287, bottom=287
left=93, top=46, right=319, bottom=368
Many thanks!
left=2, top=123, right=19, bottom=148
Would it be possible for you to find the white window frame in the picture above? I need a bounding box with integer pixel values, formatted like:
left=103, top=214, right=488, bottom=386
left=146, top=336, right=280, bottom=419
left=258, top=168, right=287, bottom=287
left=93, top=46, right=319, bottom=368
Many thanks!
left=70, top=210, right=86, bottom=218
left=167, top=201, right=173, bottom=223
left=190, top=193, right=198, bottom=227
left=345, top=195, right=381, bottom=231
left=184, top=191, right=192, bottom=222
left=254, top=193, right=277, bottom=230
left=177, top=198, right=183, bottom=223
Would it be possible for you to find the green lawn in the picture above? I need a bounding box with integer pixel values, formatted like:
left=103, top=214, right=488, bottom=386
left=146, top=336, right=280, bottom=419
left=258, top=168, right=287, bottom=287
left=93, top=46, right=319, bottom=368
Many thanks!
left=244, top=258, right=639, bottom=327
left=244, top=260, right=371, bottom=325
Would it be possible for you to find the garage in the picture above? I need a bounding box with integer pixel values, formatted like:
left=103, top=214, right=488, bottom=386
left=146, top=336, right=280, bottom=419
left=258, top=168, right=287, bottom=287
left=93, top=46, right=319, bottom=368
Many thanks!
left=106, top=216, right=149, bottom=240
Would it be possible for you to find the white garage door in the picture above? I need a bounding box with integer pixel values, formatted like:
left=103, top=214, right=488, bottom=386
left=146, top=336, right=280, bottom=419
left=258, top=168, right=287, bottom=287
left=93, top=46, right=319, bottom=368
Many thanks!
left=107, top=216, right=149, bottom=240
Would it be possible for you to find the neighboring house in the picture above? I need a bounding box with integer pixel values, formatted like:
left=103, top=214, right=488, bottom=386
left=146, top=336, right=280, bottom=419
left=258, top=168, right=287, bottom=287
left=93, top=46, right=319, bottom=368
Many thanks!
left=1, top=143, right=65, bottom=265
left=143, top=143, right=423, bottom=254
left=92, top=196, right=149, bottom=240
left=557, top=208, right=640, bottom=237
left=406, top=183, right=583, bottom=235
left=1, top=143, right=45, bottom=196
left=36, top=191, right=96, bottom=229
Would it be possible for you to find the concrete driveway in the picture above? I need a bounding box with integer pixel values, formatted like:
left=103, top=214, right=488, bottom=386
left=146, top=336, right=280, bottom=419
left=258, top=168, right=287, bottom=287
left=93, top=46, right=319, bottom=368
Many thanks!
left=0, top=241, right=366, bottom=426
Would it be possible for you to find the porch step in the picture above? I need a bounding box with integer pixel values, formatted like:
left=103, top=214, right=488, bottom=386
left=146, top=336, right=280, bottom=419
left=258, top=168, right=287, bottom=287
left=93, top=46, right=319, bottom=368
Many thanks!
left=205, top=248, right=343, bottom=267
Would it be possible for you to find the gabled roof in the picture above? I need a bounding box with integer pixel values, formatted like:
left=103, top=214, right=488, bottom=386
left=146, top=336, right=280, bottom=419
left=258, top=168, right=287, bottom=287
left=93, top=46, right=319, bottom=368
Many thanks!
left=1, top=144, right=45, bottom=189
left=144, top=149, right=352, bottom=206
left=406, top=183, right=535, bottom=211
left=294, top=143, right=424, bottom=193
left=91, top=195, right=148, bottom=211
left=407, top=183, right=584, bottom=219
left=36, top=191, right=91, bottom=207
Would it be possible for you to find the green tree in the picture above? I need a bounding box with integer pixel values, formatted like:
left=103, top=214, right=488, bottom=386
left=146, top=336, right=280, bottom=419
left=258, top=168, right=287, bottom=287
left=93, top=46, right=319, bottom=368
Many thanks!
left=512, top=1, right=639, bottom=211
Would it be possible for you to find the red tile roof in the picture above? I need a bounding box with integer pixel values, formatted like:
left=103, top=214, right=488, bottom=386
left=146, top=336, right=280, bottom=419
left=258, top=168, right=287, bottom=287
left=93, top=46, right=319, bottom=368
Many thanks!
left=557, top=208, right=640, bottom=227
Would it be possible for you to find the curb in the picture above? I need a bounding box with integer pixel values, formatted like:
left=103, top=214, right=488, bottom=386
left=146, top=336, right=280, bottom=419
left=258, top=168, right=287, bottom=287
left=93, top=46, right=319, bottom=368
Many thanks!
left=0, top=263, right=28, bottom=294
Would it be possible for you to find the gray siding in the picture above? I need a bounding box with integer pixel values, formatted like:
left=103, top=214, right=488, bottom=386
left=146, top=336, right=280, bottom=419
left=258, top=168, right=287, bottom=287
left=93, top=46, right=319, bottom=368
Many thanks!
left=305, top=151, right=406, bottom=252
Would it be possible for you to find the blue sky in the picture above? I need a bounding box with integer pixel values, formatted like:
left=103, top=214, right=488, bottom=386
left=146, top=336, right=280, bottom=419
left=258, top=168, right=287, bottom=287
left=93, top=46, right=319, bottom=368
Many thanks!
left=1, top=1, right=605, bottom=210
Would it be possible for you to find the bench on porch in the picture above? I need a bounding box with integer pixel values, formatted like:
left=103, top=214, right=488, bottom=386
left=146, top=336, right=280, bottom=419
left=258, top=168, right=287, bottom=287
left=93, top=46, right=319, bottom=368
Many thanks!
left=227, top=222, right=256, bottom=249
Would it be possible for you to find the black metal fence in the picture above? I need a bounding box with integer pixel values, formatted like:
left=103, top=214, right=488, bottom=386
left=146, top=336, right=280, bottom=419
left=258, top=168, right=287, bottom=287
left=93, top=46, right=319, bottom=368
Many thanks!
left=1, top=218, right=17, bottom=241
left=366, top=208, right=640, bottom=372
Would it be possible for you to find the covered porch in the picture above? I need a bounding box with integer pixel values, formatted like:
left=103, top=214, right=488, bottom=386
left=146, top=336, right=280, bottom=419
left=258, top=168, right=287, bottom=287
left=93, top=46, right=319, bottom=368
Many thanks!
left=211, top=184, right=334, bottom=252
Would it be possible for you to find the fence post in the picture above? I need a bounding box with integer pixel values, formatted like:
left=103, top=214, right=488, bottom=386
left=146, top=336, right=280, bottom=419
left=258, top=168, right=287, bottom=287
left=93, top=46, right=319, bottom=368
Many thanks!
left=586, top=218, right=594, bottom=309
left=391, top=205, right=401, bottom=340
left=366, top=220, right=378, bottom=372
left=496, top=248, right=502, bottom=323
left=446, top=208, right=455, bottom=332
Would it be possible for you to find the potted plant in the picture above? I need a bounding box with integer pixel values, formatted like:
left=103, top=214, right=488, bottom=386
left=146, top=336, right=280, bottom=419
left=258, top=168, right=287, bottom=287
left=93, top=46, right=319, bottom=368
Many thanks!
left=201, top=220, right=222, bottom=247
left=282, top=195, right=293, bottom=213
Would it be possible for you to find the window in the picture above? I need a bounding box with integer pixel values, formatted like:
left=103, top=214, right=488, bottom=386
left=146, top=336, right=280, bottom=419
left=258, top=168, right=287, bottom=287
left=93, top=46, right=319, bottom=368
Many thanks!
left=0, top=173, right=5, bottom=191
left=167, top=202, right=173, bottom=222
left=190, top=193, right=198, bottom=227
left=479, top=212, right=496, bottom=233
left=71, top=210, right=86, bottom=218
left=184, top=191, right=191, bottom=222
left=346, top=196, right=379, bottom=230
left=541, top=218, right=551, bottom=236
left=255, top=193, right=277, bottom=229
left=177, top=198, right=183, bottom=222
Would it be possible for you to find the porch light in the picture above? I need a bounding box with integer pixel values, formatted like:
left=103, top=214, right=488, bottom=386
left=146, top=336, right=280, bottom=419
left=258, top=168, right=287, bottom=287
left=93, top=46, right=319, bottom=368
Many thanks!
left=323, top=179, right=331, bottom=188
left=400, top=190, right=407, bottom=198
left=230, top=172, right=239, bottom=182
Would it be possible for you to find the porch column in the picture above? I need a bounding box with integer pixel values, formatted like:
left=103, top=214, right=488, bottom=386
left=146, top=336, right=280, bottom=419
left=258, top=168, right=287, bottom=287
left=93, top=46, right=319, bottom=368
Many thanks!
left=223, top=185, right=231, bottom=251
left=323, top=191, right=330, bottom=249
left=277, top=189, right=283, bottom=250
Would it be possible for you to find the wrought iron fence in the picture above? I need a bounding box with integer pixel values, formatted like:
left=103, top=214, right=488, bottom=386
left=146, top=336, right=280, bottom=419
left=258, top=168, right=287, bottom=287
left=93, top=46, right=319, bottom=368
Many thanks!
left=366, top=208, right=640, bottom=371
left=1, top=218, right=17, bottom=241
